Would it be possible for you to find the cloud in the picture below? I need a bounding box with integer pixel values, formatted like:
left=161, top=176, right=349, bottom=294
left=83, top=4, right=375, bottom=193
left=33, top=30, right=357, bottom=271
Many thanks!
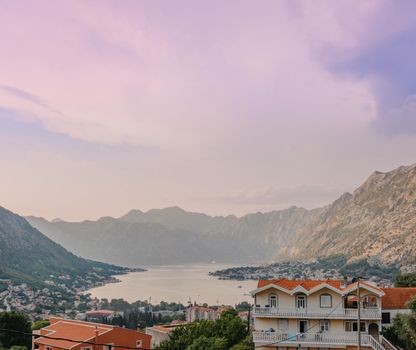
left=0, top=0, right=376, bottom=149
left=320, top=1, right=416, bottom=135
left=0, top=85, right=49, bottom=108
left=1, top=1, right=416, bottom=220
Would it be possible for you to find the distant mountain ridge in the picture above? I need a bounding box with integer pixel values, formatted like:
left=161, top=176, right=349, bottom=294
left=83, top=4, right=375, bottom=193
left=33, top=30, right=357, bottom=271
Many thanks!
left=0, top=206, right=127, bottom=288
left=26, top=163, right=416, bottom=268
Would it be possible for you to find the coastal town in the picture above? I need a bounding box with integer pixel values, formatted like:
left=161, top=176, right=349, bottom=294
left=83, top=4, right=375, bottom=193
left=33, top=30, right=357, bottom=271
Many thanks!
left=2, top=1, right=416, bottom=350
left=0, top=273, right=120, bottom=320
left=210, top=258, right=397, bottom=288
left=3, top=274, right=415, bottom=350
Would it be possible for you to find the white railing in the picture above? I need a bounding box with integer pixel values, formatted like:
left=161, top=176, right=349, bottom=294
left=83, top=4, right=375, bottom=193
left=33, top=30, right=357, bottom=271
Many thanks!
left=380, top=335, right=400, bottom=350
left=253, top=332, right=386, bottom=350
left=365, top=335, right=385, bottom=350
left=253, top=306, right=381, bottom=319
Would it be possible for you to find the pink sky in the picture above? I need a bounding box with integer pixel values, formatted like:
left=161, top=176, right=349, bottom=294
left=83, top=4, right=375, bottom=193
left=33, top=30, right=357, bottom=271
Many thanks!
left=1, top=0, right=416, bottom=220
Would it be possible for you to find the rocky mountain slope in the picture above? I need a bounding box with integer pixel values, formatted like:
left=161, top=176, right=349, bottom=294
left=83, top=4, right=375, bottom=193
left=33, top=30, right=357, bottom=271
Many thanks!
left=0, top=206, right=128, bottom=287
left=26, top=163, right=416, bottom=268
left=287, top=164, right=416, bottom=266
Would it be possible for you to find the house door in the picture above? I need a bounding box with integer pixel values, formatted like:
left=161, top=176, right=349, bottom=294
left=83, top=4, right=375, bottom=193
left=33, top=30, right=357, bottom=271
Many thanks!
left=299, top=320, right=308, bottom=333
left=296, top=295, right=306, bottom=310
left=368, top=323, right=379, bottom=340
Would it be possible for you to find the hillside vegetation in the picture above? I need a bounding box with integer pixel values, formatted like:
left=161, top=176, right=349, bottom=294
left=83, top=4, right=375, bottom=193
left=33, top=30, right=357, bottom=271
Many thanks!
left=0, top=206, right=128, bottom=288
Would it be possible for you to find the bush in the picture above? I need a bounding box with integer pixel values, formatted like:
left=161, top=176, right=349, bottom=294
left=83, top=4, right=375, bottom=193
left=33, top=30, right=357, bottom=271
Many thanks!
left=0, top=312, right=31, bottom=349
left=157, top=309, right=251, bottom=350
left=395, top=272, right=416, bottom=287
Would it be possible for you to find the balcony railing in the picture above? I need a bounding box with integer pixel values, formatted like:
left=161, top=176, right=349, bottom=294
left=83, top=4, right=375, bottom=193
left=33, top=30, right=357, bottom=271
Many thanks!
left=253, top=306, right=381, bottom=319
left=253, top=331, right=385, bottom=350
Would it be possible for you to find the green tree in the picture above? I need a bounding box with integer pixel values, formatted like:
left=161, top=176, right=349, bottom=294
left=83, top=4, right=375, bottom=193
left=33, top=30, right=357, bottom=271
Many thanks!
left=229, top=343, right=253, bottom=350
left=186, top=336, right=227, bottom=350
left=31, top=320, right=50, bottom=331
left=0, top=312, right=31, bottom=349
left=395, top=272, right=416, bottom=287
left=157, top=308, right=250, bottom=350
left=386, top=295, right=416, bottom=350
left=109, top=298, right=131, bottom=312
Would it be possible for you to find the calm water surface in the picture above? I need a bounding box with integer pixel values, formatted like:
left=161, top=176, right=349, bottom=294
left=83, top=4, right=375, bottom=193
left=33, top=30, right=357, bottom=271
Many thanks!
left=89, top=264, right=256, bottom=305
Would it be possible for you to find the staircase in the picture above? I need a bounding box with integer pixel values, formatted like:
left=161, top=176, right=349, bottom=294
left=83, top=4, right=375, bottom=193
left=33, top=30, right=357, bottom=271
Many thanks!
left=362, top=334, right=386, bottom=350
left=380, top=335, right=402, bottom=350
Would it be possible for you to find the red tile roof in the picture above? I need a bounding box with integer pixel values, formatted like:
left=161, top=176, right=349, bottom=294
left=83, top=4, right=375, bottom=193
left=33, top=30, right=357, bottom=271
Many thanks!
left=256, top=279, right=383, bottom=293
left=257, top=279, right=342, bottom=290
left=36, top=319, right=113, bottom=349
left=381, top=288, right=416, bottom=309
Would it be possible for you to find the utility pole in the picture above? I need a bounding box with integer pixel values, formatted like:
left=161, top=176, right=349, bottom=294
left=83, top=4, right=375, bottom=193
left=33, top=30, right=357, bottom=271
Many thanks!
left=357, top=278, right=361, bottom=350
left=94, top=326, right=99, bottom=350
left=247, top=304, right=251, bottom=335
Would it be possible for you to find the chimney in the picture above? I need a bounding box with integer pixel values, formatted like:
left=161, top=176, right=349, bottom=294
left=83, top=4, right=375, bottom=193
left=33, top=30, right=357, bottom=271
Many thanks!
left=341, top=276, right=349, bottom=288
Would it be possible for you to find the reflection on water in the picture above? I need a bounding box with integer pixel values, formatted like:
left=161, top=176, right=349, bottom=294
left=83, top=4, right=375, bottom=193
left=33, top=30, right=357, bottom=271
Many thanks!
left=89, top=264, right=257, bottom=305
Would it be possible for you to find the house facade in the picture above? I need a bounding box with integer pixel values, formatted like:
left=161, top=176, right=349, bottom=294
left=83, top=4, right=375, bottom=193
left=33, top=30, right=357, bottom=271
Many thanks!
left=185, top=305, right=231, bottom=322
left=380, top=287, right=416, bottom=326
left=250, top=279, right=404, bottom=350
left=145, top=321, right=187, bottom=349
left=33, top=317, right=151, bottom=350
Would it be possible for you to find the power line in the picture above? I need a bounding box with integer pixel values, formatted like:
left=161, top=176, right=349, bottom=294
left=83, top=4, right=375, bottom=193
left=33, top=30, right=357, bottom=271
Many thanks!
left=0, top=328, right=148, bottom=350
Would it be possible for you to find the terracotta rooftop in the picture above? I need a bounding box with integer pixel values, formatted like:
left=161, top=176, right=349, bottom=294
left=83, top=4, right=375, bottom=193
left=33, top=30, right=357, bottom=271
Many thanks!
left=256, top=279, right=383, bottom=294
left=257, top=279, right=342, bottom=290
left=381, top=288, right=416, bottom=309
left=35, top=318, right=113, bottom=349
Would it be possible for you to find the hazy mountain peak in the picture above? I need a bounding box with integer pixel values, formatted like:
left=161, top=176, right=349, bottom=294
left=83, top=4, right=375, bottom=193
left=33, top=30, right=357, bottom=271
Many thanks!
left=25, top=162, right=416, bottom=268
left=51, top=218, right=64, bottom=223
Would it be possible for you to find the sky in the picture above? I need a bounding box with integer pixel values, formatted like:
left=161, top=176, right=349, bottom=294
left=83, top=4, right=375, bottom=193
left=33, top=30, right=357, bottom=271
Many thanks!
left=1, top=0, right=416, bottom=221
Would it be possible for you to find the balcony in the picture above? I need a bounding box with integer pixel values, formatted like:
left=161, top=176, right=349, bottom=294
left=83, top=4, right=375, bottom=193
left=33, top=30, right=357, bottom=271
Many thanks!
left=253, top=306, right=381, bottom=319
left=253, top=331, right=385, bottom=350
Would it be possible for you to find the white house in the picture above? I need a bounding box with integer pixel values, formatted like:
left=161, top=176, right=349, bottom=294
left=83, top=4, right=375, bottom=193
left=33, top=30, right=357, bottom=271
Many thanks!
left=250, top=278, right=413, bottom=350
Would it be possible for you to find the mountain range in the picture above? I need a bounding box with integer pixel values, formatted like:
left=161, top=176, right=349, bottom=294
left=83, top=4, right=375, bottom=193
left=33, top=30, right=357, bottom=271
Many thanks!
left=26, top=163, right=416, bottom=269
left=0, top=206, right=128, bottom=288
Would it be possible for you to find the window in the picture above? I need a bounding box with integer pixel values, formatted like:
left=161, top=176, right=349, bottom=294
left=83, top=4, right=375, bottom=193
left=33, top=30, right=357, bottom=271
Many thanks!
left=296, top=294, right=306, bottom=309
left=136, top=340, right=143, bottom=348
left=319, top=320, right=330, bottom=332
left=103, top=345, right=114, bottom=350
left=320, top=294, right=332, bottom=308
left=345, top=321, right=366, bottom=332
left=382, top=312, right=391, bottom=324
left=46, top=347, right=53, bottom=350
left=269, top=294, right=278, bottom=308
left=278, top=319, right=289, bottom=330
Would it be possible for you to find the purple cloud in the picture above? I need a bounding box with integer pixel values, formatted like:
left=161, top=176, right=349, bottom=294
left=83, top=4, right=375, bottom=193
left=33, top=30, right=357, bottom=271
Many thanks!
left=325, top=1, right=416, bottom=135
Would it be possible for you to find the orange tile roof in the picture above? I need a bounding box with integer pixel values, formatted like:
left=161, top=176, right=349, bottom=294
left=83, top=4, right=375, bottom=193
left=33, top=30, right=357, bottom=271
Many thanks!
left=35, top=318, right=114, bottom=349
left=257, top=279, right=343, bottom=290
left=381, top=288, right=416, bottom=309
left=256, top=279, right=383, bottom=293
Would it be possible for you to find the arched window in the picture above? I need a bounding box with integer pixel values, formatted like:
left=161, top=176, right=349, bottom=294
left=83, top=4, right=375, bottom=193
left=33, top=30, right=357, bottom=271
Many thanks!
left=320, top=293, right=332, bottom=308
left=269, top=294, right=278, bottom=308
